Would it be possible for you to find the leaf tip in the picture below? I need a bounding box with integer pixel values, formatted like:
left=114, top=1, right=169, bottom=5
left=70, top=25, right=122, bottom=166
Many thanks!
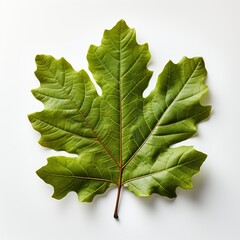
left=27, top=113, right=34, bottom=123
left=35, top=54, right=45, bottom=63
left=111, top=19, right=132, bottom=34
left=117, top=19, right=128, bottom=27
left=35, top=166, right=47, bottom=184
left=36, top=168, right=42, bottom=178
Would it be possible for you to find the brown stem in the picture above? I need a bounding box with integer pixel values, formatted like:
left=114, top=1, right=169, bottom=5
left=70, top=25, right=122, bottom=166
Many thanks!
left=114, top=169, right=122, bottom=219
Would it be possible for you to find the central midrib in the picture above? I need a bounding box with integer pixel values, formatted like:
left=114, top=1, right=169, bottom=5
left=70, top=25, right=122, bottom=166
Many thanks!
left=113, top=23, right=124, bottom=219
left=119, top=24, right=123, bottom=169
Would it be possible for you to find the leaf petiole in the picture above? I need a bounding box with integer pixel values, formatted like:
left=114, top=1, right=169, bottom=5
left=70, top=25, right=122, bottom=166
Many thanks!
left=114, top=168, right=123, bottom=219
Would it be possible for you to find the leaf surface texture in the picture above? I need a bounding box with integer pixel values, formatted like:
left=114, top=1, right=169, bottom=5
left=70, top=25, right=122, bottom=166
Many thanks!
left=29, top=20, right=211, bottom=218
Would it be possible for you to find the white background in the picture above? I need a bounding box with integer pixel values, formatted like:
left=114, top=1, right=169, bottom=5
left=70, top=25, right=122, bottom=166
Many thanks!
left=0, top=0, right=239, bottom=239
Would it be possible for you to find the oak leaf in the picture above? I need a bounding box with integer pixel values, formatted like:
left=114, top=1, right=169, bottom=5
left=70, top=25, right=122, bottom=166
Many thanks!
left=29, top=20, right=211, bottom=218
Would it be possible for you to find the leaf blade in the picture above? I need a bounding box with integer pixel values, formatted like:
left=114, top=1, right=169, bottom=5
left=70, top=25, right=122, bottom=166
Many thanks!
left=123, top=147, right=206, bottom=198
left=29, top=20, right=211, bottom=217
left=37, top=155, right=118, bottom=202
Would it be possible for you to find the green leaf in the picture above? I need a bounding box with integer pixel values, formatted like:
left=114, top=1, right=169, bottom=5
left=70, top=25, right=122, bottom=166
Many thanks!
left=29, top=19, right=211, bottom=219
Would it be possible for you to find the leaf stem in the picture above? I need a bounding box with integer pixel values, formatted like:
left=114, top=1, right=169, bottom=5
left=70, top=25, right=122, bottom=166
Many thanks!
left=114, top=168, right=122, bottom=219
